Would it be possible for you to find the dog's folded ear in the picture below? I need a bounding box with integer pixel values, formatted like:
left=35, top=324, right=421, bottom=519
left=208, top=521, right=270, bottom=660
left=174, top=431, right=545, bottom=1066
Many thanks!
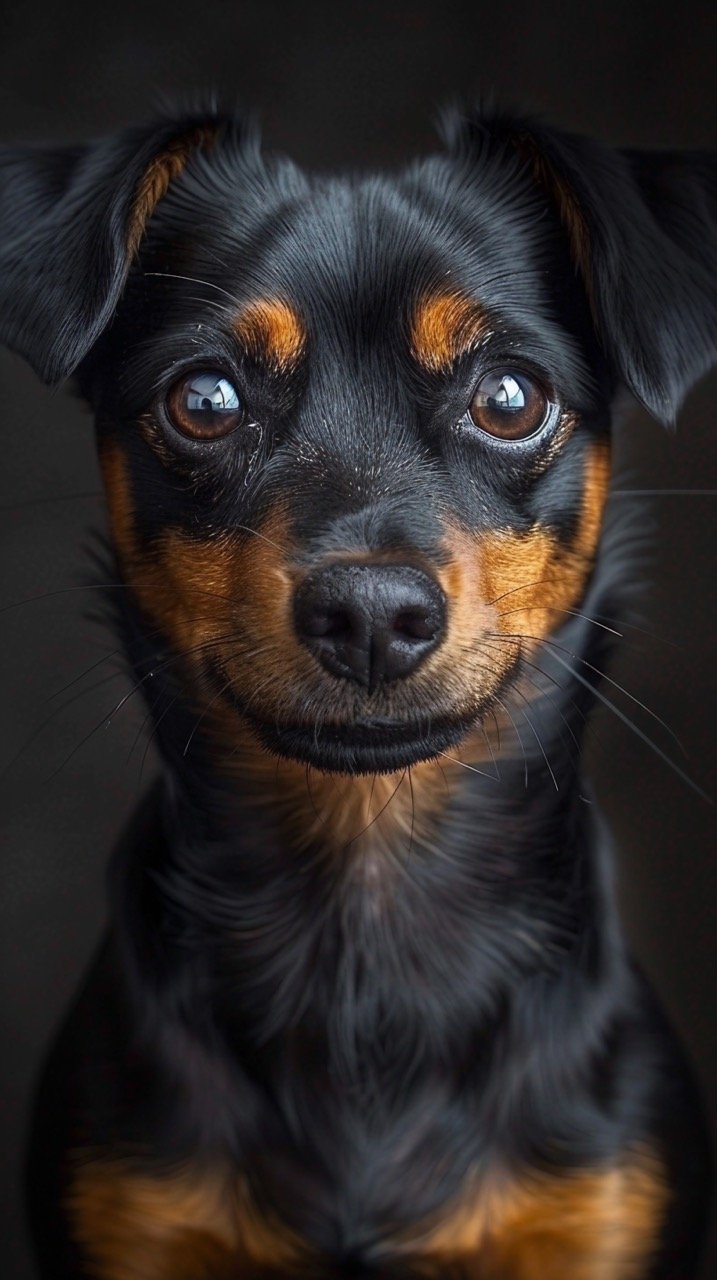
left=449, top=109, right=717, bottom=424
left=0, top=110, right=238, bottom=385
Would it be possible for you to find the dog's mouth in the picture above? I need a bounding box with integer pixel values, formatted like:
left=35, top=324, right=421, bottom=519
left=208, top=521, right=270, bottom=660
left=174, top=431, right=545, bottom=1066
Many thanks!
left=242, top=708, right=480, bottom=773
left=204, top=655, right=509, bottom=775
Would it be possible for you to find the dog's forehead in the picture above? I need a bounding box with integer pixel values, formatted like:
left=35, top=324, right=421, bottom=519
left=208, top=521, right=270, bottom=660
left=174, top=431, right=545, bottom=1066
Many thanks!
left=156, top=152, right=554, bottom=331
left=124, top=150, right=593, bottom=413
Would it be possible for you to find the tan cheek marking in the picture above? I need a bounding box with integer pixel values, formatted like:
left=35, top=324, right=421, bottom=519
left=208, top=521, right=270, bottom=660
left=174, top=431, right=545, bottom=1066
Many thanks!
left=395, top=1151, right=668, bottom=1279
left=574, top=439, right=612, bottom=559
left=479, top=524, right=562, bottom=638
left=481, top=440, right=611, bottom=644
left=411, top=293, right=490, bottom=372
left=68, top=1159, right=312, bottom=1280
left=100, top=440, right=296, bottom=669
left=435, top=529, right=519, bottom=697
left=428, top=441, right=611, bottom=752
left=127, top=126, right=217, bottom=259
left=233, top=298, right=306, bottom=371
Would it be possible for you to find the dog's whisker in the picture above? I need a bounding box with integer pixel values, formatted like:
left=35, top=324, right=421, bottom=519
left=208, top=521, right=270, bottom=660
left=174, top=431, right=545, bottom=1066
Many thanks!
left=234, top=524, right=287, bottom=554
left=344, top=769, right=408, bottom=851
left=43, top=632, right=248, bottom=783
left=499, top=630, right=687, bottom=757
left=0, top=490, right=103, bottom=513
left=513, top=699, right=560, bottom=792
left=0, top=582, right=127, bottom=616
left=143, top=271, right=243, bottom=307
left=137, top=688, right=188, bottom=787
left=546, top=649, right=713, bottom=804
left=181, top=673, right=240, bottom=759
left=0, top=581, right=244, bottom=623
left=494, top=693, right=530, bottom=787
left=49, top=645, right=129, bottom=702
left=478, top=717, right=500, bottom=780
left=405, top=767, right=416, bottom=863
left=496, top=605, right=623, bottom=637
left=485, top=577, right=571, bottom=608
left=435, top=750, right=498, bottom=781
left=0, top=667, right=126, bottom=784
left=481, top=634, right=585, bottom=761
left=612, top=489, right=717, bottom=496
left=49, top=612, right=240, bottom=703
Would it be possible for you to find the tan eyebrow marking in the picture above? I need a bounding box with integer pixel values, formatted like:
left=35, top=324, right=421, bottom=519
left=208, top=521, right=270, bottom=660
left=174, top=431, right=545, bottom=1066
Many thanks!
left=233, top=298, right=306, bottom=371
left=410, top=292, right=490, bottom=372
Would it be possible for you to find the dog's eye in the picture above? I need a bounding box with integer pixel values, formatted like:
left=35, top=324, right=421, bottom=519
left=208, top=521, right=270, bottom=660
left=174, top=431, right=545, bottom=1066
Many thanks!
left=166, top=371, right=245, bottom=439
left=468, top=370, right=549, bottom=440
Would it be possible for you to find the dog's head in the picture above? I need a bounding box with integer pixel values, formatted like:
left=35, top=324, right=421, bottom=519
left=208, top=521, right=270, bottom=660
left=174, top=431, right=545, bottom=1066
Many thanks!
left=1, top=108, right=715, bottom=778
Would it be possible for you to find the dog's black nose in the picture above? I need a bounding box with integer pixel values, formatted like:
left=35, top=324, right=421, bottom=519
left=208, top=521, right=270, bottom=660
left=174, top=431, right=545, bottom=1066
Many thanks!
left=294, top=563, right=446, bottom=689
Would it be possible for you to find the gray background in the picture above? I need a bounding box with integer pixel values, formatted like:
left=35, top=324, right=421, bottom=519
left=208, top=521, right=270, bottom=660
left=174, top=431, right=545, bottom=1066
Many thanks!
left=1, top=1, right=716, bottom=1276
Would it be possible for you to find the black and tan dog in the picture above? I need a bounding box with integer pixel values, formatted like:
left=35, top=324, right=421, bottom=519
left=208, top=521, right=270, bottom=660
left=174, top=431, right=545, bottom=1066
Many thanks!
left=1, top=105, right=716, bottom=1278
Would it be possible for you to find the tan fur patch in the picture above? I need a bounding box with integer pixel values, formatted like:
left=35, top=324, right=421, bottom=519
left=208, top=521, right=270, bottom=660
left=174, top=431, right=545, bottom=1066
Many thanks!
left=394, top=1149, right=668, bottom=1279
left=68, top=1158, right=312, bottom=1280
left=436, top=442, right=611, bottom=670
left=241, top=756, right=456, bottom=869
left=127, top=126, right=217, bottom=259
left=411, top=293, right=490, bottom=372
left=233, top=298, right=306, bottom=370
left=483, top=440, right=611, bottom=642
left=99, top=442, right=297, bottom=681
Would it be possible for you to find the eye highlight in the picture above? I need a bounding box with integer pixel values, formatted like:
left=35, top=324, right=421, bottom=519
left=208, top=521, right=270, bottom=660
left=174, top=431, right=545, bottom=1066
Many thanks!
left=468, top=369, right=550, bottom=441
left=166, top=371, right=245, bottom=440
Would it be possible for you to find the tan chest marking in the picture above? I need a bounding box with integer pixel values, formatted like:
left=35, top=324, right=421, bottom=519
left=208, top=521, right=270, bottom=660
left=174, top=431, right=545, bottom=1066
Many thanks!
left=68, top=1150, right=667, bottom=1280
left=393, top=1150, right=668, bottom=1279
left=436, top=441, right=612, bottom=686
left=68, top=1158, right=313, bottom=1279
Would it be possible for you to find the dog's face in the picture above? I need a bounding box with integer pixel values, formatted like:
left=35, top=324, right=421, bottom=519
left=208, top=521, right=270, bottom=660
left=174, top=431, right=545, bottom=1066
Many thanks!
left=93, top=144, right=613, bottom=775
left=1, top=111, right=715, bottom=778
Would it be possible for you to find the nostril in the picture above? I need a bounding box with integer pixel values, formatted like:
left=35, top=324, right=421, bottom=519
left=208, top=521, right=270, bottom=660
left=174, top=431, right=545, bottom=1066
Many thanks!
left=393, top=608, right=438, bottom=641
left=302, top=607, right=355, bottom=639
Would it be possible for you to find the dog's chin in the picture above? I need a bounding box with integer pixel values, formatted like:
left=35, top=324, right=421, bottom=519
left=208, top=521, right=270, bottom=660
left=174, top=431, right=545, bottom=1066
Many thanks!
left=244, top=711, right=479, bottom=775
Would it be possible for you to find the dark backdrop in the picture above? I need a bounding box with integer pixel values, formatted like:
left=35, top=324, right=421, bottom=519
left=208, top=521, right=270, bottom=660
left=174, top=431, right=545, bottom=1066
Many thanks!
left=1, top=3, right=716, bottom=1277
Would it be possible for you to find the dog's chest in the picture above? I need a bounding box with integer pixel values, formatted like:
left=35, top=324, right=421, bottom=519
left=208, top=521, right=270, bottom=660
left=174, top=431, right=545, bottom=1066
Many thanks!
left=68, top=1141, right=667, bottom=1278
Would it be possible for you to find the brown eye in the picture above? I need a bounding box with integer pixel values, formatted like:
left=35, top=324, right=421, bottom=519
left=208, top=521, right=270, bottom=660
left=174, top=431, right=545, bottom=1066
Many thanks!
left=166, top=371, right=245, bottom=440
left=468, top=369, right=549, bottom=440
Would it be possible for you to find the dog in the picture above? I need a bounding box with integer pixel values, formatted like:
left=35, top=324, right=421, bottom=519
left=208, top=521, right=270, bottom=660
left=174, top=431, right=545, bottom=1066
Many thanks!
left=1, top=103, right=716, bottom=1279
